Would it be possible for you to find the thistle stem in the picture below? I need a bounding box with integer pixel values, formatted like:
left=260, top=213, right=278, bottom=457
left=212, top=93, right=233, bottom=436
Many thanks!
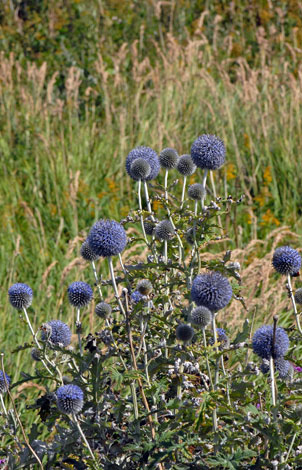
left=269, top=356, right=276, bottom=407
left=287, top=274, right=302, bottom=335
left=285, top=428, right=299, bottom=462
left=138, top=179, right=149, bottom=245
left=108, top=257, right=126, bottom=317
left=164, top=169, right=169, bottom=202
left=91, top=260, right=103, bottom=300
left=180, top=176, right=187, bottom=209
left=0, top=394, right=7, bottom=416
left=143, top=181, right=155, bottom=222
left=201, top=169, right=208, bottom=210
left=212, top=314, right=219, bottom=432
left=76, top=308, right=83, bottom=356
left=72, top=414, right=97, bottom=465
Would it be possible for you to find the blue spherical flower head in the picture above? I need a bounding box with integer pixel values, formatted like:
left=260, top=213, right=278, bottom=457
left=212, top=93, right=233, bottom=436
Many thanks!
left=131, top=290, right=144, bottom=304
left=0, top=371, right=10, bottom=394
left=56, top=384, right=84, bottom=415
left=191, top=134, right=225, bottom=170
left=126, top=146, right=160, bottom=181
left=67, top=281, right=93, bottom=308
left=88, top=219, right=127, bottom=257
left=191, top=271, right=232, bottom=312
left=272, top=246, right=301, bottom=275
left=8, top=283, right=33, bottom=310
left=41, top=320, right=72, bottom=347
left=252, top=325, right=289, bottom=360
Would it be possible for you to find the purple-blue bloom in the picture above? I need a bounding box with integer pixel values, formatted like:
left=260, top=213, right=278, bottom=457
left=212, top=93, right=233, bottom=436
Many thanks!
left=8, top=283, right=33, bottom=310
left=252, top=325, right=289, bottom=359
left=176, top=324, right=195, bottom=343
left=41, top=320, right=72, bottom=347
left=0, top=371, right=10, bottom=394
left=80, top=239, right=99, bottom=262
left=191, top=134, right=225, bottom=170
left=191, top=271, right=232, bottom=312
left=272, top=246, right=301, bottom=275
left=88, top=219, right=127, bottom=257
left=67, top=281, right=93, bottom=308
left=56, top=384, right=84, bottom=415
left=126, top=146, right=160, bottom=181
left=131, top=290, right=144, bottom=304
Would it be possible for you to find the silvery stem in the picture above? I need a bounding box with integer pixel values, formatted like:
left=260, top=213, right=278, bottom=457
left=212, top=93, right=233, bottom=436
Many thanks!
left=73, top=414, right=97, bottom=465
left=76, top=308, right=83, bottom=357
left=164, top=169, right=168, bottom=202
left=201, top=169, right=208, bottom=210
left=0, top=394, right=7, bottom=416
left=91, top=260, right=103, bottom=300
left=108, top=257, right=126, bottom=317
left=177, top=354, right=185, bottom=401
left=285, top=428, right=299, bottom=462
left=143, top=181, right=155, bottom=222
left=287, top=274, right=302, bottom=335
left=180, top=176, right=187, bottom=209
left=212, top=314, right=219, bottom=432
left=164, top=240, right=168, bottom=264
left=138, top=179, right=148, bottom=244
left=269, top=356, right=276, bottom=407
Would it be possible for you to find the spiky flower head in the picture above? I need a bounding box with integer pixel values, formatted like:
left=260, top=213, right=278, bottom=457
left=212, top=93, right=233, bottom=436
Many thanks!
left=176, top=154, right=196, bottom=176
left=67, top=281, right=93, bottom=308
left=295, top=288, right=302, bottom=305
left=95, top=302, right=112, bottom=319
left=129, top=158, right=151, bottom=181
left=191, top=271, right=232, bottom=312
left=41, top=320, right=72, bottom=347
left=137, top=279, right=153, bottom=295
left=216, top=328, right=230, bottom=350
left=31, top=348, right=42, bottom=362
left=155, top=219, right=175, bottom=241
left=88, top=219, right=127, bottom=257
left=131, top=290, right=144, bottom=304
left=176, top=324, right=195, bottom=343
left=8, top=283, right=33, bottom=310
left=126, top=146, right=160, bottom=181
left=252, top=325, right=289, bottom=360
left=191, top=134, right=225, bottom=170
left=56, top=384, right=84, bottom=415
left=80, top=240, right=99, bottom=262
left=272, top=246, right=301, bottom=275
left=188, top=183, right=206, bottom=200
left=159, top=148, right=179, bottom=169
left=190, top=306, right=212, bottom=329
left=0, top=371, right=10, bottom=394
left=260, top=357, right=293, bottom=380
left=143, top=220, right=155, bottom=236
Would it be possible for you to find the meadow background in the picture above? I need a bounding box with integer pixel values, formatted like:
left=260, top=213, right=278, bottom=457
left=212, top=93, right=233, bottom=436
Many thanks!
left=1, top=0, right=302, bottom=434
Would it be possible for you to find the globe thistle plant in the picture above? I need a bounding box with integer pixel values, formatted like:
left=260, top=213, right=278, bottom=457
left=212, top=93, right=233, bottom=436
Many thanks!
left=143, top=220, right=155, bottom=236
left=0, top=371, right=10, bottom=395
left=176, top=324, right=194, bottom=344
left=159, top=148, right=179, bottom=169
left=272, top=246, right=301, bottom=276
left=8, top=283, right=33, bottom=310
left=191, top=134, right=225, bottom=171
left=190, top=306, right=212, bottom=329
left=95, top=302, right=112, bottom=319
left=129, top=158, right=151, bottom=181
left=191, top=271, right=233, bottom=312
left=261, top=358, right=293, bottom=381
left=56, top=384, right=84, bottom=415
left=125, top=146, right=160, bottom=181
left=67, top=282, right=93, bottom=308
left=131, top=290, right=144, bottom=304
left=137, top=279, right=153, bottom=296
left=176, top=154, right=196, bottom=209
left=188, top=183, right=206, bottom=201
left=252, top=325, right=289, bottom=360
left=41, top=320, right=72, bottom=347
left=88, top=219, right=127, bottom=258
left=155, top=220, right=175, bottom=241
left=80, top=240, right=99, bottom=262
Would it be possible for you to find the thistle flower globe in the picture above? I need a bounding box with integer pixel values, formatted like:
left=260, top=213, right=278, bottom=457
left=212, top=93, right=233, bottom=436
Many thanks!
left=191, top=271, right=232, bottom=312
left=137, top=279, right=153, bottom=296
left=159, top=148, right=179, bottom=169
left=190, top=306, right=212, bottom=329
left=95, top=301, right=112, bottom=319
left=176, top=154, right=196, bottom=176
left=56, top=384, right=84, bottom=415
left=41, top=320, right=72, bottom=347
left=67, top=281, right=93, bottom=308
left=31, top=348, right=42, bottom=362
left=8, top=283, right=33, bottom=310
left=176, top=324, right=195, bottom=343
left=216, top=328, right=230, bottom=350
left=272, top=246, right=301, bottom=275
left=191, top=134, right=225, bottom=170
left=295, top=288, right=302, bottom=305
left=131, top=290, right=144, bottom=304
left=129, top=158, right=151, bottom=181
left=0, top=371, right=10, bottom=394
left=88, top=219, right=127, bottom=257
left=155, top=220, right=175, bottom=241
left=80, top=240, right=99, bottom=262
left=252, top=325, right=289, bottom=360
left=188, top=183, right=206, bottom=200
left=143, top=220, right=155, bottom=236
left=126, top=146, right=160, bottom=181
left=260, top=357, right=292, bottom=380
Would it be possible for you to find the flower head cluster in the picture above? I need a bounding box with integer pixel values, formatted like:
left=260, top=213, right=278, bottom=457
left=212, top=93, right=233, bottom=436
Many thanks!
left=130, top=158, right=151, bottom=181
left=131, top=290, right=145, bottom=304
left=155, top=220, right=175, bottom=241
left=56, top=384, right=84, bottom=415
left=272, top=246, right=301, bottom=275
left=260, top=357, right=293, bottom=380
left=176, top=154, right=196, bottom=176
left=191, top=134, right=225, bottom=170
left=8, top=283, right=33, bottom=310
left=126, top=146, right=160, bottom=181
left=95, top=302, right=112, bottom=319
left=68, top=281, right=93, bottom=308
left=176, top=324, right=194, bottom=343
left=137, top=279, right=153, bottom=295
left=159, top=148, right=179, bottom=169
left=252, top=325, right=289, bottom=360
left=190, top=306, right=212, bottom=329
left=191, top=271, right=232, bottom=312
left=80, top=240, right=99, bottom=262
left=88, top=219, right=127, bottom=257
left=0, top=371, right=10, bottom=394
left=188, top=183, right=206, bottom=200
left=143, top=220, right=155, bottom=236
left=41, top=320, right=72, bottom=347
